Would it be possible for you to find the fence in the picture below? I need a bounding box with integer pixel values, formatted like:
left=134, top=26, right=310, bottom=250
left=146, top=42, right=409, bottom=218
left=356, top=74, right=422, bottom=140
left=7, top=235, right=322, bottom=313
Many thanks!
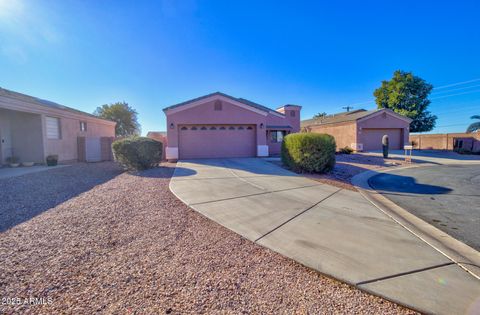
left=409, top=133, right=480, bottom=152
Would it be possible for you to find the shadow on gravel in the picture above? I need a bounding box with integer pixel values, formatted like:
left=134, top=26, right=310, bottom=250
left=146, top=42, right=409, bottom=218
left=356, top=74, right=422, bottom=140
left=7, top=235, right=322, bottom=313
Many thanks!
left=369, top=173, right=452, bottom=195
left=0, top=162, right=123, bottom=233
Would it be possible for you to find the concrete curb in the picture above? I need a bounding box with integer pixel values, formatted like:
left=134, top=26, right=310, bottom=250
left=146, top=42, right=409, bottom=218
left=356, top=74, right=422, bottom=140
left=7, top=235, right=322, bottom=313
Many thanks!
left=351, top=164, right=480, bottom=280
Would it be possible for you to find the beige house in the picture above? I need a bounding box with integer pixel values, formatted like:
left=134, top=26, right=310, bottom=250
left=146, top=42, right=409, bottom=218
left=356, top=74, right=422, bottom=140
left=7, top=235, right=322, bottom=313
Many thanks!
left=301, top=109, right=412, bottom=151
left=0, top=88, right=116, bottom=164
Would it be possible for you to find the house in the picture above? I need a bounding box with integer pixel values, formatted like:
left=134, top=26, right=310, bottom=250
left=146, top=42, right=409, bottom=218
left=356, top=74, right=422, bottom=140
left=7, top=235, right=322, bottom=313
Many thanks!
left=0, top=88, right=116, bottom=164
left=163, top=92, right=301, bottom=160
left=301, top=109, right=411, bottom=151
left=410, top=132, right=480, bottom=152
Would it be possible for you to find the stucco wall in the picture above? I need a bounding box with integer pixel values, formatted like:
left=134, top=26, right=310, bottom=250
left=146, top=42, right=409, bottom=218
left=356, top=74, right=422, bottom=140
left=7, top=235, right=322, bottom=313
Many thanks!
left=410, top=133, right=480, bottom=151
left=305, top=121, right=357, bottom=150
left=44, top=115, right=115, bottom=161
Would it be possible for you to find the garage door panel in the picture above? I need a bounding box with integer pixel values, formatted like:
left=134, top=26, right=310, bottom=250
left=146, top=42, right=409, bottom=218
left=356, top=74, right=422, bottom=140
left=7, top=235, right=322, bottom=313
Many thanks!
left=179, top=125, right=256, bottom=159
left=362, top=129, right=402, bottom=151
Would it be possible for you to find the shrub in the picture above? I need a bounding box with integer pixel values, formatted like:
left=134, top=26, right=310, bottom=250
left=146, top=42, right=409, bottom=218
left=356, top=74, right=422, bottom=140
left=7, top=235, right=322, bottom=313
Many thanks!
left=6, top=156, right=20, bottom=164
left=339, top=146, right=354, bottom=154
left=112, top=136, right=162, bottom=170
left=281, top=133, right=336, bottom=173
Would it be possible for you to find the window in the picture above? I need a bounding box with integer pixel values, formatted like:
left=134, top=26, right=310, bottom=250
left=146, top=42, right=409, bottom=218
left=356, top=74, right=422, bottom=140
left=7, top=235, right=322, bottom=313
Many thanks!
left=80, top=121, right=87, bottom=132
left=290, top=111, right=296, bottom=117
left=200, top=126, right=207, bottom=130
left=180, top=126, right=188, bottom=130
left=46, top=116, right=61, bottom=139
left=247, top=126, right=253, bottom=130
left=191, top=126, right=198, bottom=130
left=209, top=126, right=217, bottom=130
left=270, top=130, right=285, bottom=143
left=219, top=126, right=226, bottom=130
left=238, top=126, right=244, bottom=130
left=228, top=126, right=235, bottom=130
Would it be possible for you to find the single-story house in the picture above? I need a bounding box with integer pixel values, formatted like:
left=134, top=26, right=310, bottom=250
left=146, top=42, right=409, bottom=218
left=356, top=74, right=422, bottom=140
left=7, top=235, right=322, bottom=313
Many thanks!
left=163, top=92, right=301, bottom=160
left=301, top=109, right=411, bottom=151
left=0, top=87, right=116, bottom=165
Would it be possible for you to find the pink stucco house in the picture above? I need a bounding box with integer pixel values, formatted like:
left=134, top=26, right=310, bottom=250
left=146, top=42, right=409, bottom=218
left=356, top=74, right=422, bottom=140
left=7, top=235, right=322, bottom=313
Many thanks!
left=163, top=92, right=301, bottom=160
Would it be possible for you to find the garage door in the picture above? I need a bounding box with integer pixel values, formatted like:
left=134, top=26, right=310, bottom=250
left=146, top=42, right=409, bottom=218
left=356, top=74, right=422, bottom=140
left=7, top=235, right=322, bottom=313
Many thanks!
left=362, top=128, right=402, bottom=151
left=179, top=125, right=256, bottom=159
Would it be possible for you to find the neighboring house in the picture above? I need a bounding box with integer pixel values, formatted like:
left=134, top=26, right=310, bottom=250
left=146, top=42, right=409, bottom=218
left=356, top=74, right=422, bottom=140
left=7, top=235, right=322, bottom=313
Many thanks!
left=163, top=92, right=301, bottom=160
left=301, top=109, right=411, bottom=151
left=146, top=131, right=168, bottom=160
left=0, top=88, right=116, bottom=164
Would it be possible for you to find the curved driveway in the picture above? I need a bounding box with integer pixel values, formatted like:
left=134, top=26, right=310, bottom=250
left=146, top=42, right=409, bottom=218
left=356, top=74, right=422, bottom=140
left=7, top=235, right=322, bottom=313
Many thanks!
left=369, top=164, right=480, bottom=251
left=170, top=158, right=480, bottom=315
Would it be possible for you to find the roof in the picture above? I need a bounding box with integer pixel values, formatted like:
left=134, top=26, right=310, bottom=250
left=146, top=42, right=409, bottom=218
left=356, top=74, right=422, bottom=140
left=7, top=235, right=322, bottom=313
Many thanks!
left=163, top=92, right=284, bottom=115
left=147, top=131, right=167, bottom=137
left=301, top=109, right=376, bottom=127
left=0, top=87, right=115, bottom=123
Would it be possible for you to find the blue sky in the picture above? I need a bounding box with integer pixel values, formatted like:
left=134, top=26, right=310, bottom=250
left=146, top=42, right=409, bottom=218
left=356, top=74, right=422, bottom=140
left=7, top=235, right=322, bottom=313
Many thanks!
left=0, top=0, right=479, bottom=134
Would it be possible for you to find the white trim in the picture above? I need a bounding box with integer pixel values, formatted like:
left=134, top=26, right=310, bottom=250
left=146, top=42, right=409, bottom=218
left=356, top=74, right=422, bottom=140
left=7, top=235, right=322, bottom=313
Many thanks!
left=357, top=109, right=412, bottom=124
left=166, top=147, right=179, bottom=160
left=165, top=95, right=268, bottom=116
left=257, top=145, right=269, bottom=157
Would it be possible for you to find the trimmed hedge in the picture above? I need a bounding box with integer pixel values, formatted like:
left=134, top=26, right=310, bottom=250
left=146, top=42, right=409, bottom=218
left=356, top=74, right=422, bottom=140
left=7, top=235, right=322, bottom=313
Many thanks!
left=112, top=136, right=163, bottom=170
left=281, top=133, right=336, bottom=173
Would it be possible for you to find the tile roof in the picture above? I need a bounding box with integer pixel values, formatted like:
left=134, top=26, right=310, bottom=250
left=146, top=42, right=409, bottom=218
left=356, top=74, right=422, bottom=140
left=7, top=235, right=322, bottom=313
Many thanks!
left=0, top=87, right=114, bottom=122
left=163, top=92, right=284, bottom=115
left=301, top=109, right=379, bottom=127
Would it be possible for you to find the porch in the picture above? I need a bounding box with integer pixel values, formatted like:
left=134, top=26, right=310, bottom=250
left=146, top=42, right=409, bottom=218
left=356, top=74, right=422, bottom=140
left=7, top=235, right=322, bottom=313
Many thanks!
left=0, top=108, right=45, bottom=165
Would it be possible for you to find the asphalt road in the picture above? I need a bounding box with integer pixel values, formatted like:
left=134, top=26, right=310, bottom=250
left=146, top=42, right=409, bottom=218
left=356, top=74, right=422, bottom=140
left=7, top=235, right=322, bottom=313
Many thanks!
left=369, top=164, right=480, bottom=251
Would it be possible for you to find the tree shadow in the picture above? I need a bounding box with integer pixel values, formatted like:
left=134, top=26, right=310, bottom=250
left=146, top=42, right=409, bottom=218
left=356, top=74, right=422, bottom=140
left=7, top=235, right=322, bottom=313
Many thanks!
left=368, top=173, right=452, bottom=194
left=132, top=166, right=197, bottom=178
left=0, top=162, right=123, bottom=233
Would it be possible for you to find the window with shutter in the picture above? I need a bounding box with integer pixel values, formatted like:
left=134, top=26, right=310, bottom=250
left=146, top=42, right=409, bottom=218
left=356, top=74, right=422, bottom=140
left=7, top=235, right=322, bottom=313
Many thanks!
left=46, top=117, right=61, bottom=139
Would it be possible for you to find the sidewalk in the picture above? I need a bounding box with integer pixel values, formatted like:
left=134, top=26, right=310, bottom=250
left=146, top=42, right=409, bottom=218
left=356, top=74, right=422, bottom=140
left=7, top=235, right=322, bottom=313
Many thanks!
left=170, top=158, right=480, bottom=315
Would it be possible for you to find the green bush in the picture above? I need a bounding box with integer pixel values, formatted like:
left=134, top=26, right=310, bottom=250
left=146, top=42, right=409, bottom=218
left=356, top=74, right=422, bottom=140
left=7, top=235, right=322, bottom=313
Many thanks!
left=339, top=146, right=354, bottom=154
left=281, top=133, right=336, bottom=173
left=112, top=136, right=163, bottom=170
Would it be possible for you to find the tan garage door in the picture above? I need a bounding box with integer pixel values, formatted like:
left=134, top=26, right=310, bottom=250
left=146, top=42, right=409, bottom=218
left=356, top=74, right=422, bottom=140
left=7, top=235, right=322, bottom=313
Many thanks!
left=362, top=128, right=402, bottom=151
left=179, top=125, right=256, bottom=159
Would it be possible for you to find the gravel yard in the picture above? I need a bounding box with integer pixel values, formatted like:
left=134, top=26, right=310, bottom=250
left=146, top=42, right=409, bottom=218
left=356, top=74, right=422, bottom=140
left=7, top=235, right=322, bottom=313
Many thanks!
left=272, top=153, right=411, bottom=190
left=0, top=162, right=415, bottom=314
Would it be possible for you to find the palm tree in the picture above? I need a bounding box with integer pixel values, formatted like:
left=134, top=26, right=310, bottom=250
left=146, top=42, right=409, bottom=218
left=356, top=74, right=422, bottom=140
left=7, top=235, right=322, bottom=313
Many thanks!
left=466, top=115, right=480, bottom=133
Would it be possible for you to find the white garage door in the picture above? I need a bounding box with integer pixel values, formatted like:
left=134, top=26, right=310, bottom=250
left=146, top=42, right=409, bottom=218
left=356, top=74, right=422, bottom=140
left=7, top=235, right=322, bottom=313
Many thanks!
left=362, top=128, right=403, bottom=151
left=179, top=125, right=256, bottom=159
left=85, top=137, right=102, bottom=162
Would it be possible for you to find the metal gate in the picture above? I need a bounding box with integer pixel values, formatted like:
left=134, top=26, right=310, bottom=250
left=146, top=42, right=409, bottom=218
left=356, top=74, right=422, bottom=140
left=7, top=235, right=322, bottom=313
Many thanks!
left=85, top=137, right=101, bottom=162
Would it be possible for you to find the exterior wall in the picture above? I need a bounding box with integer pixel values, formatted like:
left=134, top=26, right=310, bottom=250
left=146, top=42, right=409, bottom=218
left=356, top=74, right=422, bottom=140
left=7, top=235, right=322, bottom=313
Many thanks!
left=0, top=93, right=116, bottom=163
left=44, top=115, right=115, bottom=161
left=410, top=133, right=480, bottom=152
left=274, top=105, right=301, bottom=131
left=357, top=113, right=410, bottom=149
left=0, top=108, right=13, bottom=163
left=304, top=121, right=357, bottom=150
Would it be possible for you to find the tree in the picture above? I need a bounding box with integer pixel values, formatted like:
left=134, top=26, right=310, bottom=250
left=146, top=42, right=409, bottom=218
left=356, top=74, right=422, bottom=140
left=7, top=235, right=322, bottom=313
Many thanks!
left=466, top=115, right=480, bottom=133
left=313, top=112, right=327, bottom=119
left=374, top=70, right=437, bottom=132
left=94, top=102, right=140, bottom=136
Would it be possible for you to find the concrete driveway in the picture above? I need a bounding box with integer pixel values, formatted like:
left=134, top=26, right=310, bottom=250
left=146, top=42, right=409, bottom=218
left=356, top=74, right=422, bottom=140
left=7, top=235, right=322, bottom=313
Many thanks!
left=170, top=158, right=480, bottom=315
left=369, top=164, right=480, bottom=251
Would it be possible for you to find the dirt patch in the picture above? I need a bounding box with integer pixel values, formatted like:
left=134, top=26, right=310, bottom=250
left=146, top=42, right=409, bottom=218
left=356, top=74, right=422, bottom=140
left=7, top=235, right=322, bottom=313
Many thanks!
left=0, top=162, right=415, bottom=314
